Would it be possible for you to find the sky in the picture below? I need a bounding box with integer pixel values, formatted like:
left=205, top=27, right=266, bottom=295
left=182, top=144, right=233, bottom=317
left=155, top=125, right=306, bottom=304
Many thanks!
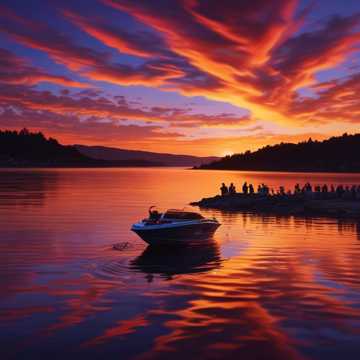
left=0, top=0, right=360, bottom=156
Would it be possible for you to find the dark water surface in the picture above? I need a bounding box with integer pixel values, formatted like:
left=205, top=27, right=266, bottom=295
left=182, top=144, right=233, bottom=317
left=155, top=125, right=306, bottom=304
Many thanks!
left=1, top=168, right=360, bottom=359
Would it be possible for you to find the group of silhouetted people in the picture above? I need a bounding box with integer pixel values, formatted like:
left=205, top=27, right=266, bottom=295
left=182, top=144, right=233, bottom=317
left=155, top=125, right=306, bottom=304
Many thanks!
left=292, top=183, right=360, bottom=198
left=220, top=182, right=237, bottom=196
left=220, top=181, right=360, bottom=200
left=220, top=182, right=261, bottom=196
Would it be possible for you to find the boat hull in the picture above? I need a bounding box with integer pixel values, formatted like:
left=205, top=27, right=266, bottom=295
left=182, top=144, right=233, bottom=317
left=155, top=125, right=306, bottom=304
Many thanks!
left=131, top=221, right=220, bottom=245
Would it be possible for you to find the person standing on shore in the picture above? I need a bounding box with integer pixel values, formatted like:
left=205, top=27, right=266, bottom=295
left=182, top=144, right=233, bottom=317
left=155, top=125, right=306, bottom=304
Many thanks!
left=220, top=183, right=228, bottom=196
left=242, top=182, right=248, bottom=194
left=229, top=183, right=236, bottom=194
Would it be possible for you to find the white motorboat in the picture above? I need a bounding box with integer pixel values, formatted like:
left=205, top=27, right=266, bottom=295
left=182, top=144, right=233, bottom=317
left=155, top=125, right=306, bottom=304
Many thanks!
left=131, top=207, right=221, bottom=245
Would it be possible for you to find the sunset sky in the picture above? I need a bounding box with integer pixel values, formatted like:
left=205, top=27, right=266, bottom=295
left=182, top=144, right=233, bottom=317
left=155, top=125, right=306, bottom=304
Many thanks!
left=1, top=0, right=360, bottom=156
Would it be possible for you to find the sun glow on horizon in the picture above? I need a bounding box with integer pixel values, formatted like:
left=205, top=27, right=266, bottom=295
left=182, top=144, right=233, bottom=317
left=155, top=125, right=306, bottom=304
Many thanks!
left=222, top=150, right=234, bottom=157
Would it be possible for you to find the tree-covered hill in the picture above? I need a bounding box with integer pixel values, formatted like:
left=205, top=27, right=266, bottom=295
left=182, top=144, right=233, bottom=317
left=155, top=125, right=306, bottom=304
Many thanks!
left=0, top=129, right=90, bottom=165
left=0, top=129, right=161, bottom=167
left=196, top=133, right=360, bottom=172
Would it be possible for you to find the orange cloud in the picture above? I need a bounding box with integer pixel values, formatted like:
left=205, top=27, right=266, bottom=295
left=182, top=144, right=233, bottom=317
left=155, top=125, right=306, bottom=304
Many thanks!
left=0, top=10, right=189, bottom=87
left=287, top=72, right=360, bottom=123
left=0, top=83, right=251, bottom=129
left=105, top=0, right=360, bottom=125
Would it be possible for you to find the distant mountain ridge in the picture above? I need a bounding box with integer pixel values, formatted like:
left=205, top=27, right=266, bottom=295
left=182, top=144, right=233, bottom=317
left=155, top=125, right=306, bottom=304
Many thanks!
left=75, top=145, right=219, bottom=167
left=197, top=133, right=360, bottom=173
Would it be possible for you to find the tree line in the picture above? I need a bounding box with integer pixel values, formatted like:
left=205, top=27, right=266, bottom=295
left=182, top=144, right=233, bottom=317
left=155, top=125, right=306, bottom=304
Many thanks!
left=0, top=128, right=90, bottom=165
left=0, top=128, right=163, bottom=167
left=197, top=133, right=360, bottom=172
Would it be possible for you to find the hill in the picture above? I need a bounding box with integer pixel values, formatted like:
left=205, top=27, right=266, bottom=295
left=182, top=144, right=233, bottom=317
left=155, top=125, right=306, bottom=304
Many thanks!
left=196, top=133, right=360, bottom=172
left=0, top=129, right=161, bottom=167
left=75, top=145, right=219, bottom=167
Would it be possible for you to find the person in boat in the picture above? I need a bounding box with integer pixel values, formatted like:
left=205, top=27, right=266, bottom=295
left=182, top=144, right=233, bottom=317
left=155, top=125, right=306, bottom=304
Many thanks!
left=148, top=206, right=161, bottom=222
left=220, top=183, right=228, bottom=196
left=229, top=183, right=236, bottom=195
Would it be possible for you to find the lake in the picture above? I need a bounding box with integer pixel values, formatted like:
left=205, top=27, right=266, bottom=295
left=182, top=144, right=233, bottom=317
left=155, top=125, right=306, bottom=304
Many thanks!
left=1, top=168, right=360, bottom=360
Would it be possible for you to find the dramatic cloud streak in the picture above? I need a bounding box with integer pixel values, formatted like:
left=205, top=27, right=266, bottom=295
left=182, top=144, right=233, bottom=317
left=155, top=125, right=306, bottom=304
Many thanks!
left=105, top=0, right=360, bottom=123
left=0, top=0, right=359, bottom=154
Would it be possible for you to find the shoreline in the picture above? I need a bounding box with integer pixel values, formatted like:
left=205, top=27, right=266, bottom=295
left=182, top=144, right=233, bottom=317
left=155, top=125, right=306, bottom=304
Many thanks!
left=0, top=164, right=166, bottom=168
left=191, top=193, right=360, bottom=219
left=2, top=165, right=360, bottom=173
left=193, top=167, right=360, bottom=174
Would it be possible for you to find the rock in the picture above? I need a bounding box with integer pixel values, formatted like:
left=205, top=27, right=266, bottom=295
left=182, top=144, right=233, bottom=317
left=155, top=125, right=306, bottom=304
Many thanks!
left=191, top=194, right=360, bottom=218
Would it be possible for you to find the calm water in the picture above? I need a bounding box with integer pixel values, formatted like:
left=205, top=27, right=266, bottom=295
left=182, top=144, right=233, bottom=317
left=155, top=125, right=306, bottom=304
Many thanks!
left=1, top=168, right=360, bottom=360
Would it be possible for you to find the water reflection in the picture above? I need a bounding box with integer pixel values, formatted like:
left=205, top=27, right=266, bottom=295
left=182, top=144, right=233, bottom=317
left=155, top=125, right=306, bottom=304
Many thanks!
left=1, top=168, right=360, bottom=359
left=0, top=169, right=58, bottom=207
left=132, top=216, right=360, bottom=359
left=130, top=240, right=222, bottom=281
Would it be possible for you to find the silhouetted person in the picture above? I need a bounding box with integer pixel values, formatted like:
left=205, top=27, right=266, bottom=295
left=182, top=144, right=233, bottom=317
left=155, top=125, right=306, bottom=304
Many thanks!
left=242, top=182, right=248, bottom=194
left=336, top=185, right=344, bottom=198
left=229, top=183, right=236, bottom=194
left=294, top=183, right=301, bottom=194
left=220, top=183, right=228, bottom=196
left=149, top=207, right=161, bottom=222
left=249, top=184, right=254, bottom=194
left=322, top=184, right=328, bottom=193
left=263, top=184, right=269, bottom=195
left=356, top=185, right=360, bottom=199
left=351, top=185, right=357, bottom=199
left=342, top=185, right=352, bottom=200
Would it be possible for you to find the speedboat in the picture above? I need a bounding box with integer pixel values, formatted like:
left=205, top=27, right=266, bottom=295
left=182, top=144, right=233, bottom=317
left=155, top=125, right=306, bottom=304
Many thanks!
left=131, top=207, right=221, bottom=245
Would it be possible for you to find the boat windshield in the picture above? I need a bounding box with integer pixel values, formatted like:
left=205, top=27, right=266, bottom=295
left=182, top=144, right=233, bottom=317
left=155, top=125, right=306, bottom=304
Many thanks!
left=163, top=210, right=204, bottom=220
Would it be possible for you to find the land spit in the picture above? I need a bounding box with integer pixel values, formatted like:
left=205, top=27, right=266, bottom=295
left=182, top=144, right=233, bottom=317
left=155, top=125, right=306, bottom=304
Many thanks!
left=191, top=193, right=360, bottom=218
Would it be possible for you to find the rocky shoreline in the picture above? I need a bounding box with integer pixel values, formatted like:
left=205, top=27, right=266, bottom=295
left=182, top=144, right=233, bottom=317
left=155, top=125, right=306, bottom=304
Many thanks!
left=190, top=193, right=360, bottom=218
